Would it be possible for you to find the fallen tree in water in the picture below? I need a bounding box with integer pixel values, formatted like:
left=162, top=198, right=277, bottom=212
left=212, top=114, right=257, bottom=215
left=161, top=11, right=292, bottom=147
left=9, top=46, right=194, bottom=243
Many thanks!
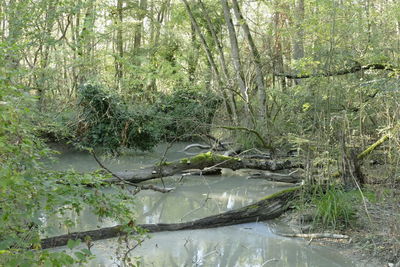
left=40, top=186, right=301, bottom=249
left=109, top=152, right=298, bottom=184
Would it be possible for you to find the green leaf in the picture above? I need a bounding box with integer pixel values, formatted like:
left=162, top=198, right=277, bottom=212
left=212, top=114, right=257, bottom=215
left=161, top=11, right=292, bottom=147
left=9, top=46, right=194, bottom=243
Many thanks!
left=81, top=248, right=92, bottom=255
left=74, top=251, right=87, bottom=261
left=67, top=239, right=81, bottom=250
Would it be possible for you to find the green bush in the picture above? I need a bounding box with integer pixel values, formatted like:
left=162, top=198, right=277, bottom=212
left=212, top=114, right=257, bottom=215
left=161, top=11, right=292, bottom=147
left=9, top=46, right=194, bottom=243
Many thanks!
left=76, top=84, right=161, bottom=151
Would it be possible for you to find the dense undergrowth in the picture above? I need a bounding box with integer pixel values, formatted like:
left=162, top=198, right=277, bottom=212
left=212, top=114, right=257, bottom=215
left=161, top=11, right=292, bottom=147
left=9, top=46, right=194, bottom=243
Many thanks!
left=37, top=84, right=221, bottom=152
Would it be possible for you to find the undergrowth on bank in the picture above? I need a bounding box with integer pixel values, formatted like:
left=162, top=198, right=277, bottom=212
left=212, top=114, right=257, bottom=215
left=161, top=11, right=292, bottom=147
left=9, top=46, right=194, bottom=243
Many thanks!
left=312, top=188, right=357, bottom=229
left=298, top=186, right=377, bottom=230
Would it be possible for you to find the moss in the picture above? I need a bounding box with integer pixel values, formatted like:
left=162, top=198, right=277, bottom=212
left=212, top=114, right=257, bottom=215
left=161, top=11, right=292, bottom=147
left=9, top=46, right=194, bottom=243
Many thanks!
left=247, top=204, right=259, bottom=211
left=190, top=152, right=238, bottom=164
left=260, top=186, right=301, bottom=201
left=180, top=158, right=189, bottom=164
left=156, top=161, right=172, bottom=166
left=179, top=152, right=239, bottom=166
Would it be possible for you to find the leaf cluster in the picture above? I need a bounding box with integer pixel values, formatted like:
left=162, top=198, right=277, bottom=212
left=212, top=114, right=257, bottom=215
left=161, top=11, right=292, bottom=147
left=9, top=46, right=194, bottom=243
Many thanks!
left=76, top=84, right=160, bottom=152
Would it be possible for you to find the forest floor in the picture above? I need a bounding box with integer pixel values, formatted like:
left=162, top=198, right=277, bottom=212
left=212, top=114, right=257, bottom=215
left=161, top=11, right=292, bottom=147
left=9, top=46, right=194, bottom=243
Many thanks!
left=282, top=182, right=400, bottom=267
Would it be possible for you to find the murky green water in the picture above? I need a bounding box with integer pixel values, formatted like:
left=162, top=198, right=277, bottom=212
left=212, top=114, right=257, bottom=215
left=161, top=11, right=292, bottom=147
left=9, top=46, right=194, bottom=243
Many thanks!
left=45, top=143, right=357, bottom=266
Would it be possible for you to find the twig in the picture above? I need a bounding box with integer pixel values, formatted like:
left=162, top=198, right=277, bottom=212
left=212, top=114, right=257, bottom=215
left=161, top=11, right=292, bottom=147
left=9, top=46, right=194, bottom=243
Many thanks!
left=180, top=192, right=211, bottom=222
left=91, top=150, right=173, bottom=193
left=219, top=126, right=271, bottom=149
left=122, top=238, right=144, bottom=265
left=261, top=258, right=279, bottom=266
left=192, top=245, right=220, bottom=266
left=157, top=140, right=177, bottom=188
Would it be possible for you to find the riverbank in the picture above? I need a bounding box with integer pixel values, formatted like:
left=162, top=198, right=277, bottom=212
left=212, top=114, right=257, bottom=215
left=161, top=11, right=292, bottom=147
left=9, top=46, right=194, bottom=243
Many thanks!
left=282, top=184, right=400, bottom=267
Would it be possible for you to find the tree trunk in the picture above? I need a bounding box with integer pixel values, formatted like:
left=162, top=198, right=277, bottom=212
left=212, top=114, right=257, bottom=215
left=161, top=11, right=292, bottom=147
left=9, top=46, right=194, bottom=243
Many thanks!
left=292, top=0, right=304, bottom=60
left=37, top=0, right=57, bottom=111
left=188, top=22, right=199, bottom=82
left=40, top=186, right=300, bottom=249
left=181, top=0, right=235, bottom=121
left=115, top=0, right=124, bottom=91
left=77, top=0, right=96, bottom=85
left=292, top=0, right=304, bottom=85
left=220, top=0, right=251, bottom=121
left=272, top=2, right=286, bottom=89
left=198, top=0, right=238, bottom=123
left=231, top=0, right=267, bottom=119
left=133, top=0, right=147, bottom=66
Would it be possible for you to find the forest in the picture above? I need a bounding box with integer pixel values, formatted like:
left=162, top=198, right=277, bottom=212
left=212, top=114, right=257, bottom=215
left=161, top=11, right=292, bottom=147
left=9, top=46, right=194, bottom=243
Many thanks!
left=1, top=0, right=399, bottom=266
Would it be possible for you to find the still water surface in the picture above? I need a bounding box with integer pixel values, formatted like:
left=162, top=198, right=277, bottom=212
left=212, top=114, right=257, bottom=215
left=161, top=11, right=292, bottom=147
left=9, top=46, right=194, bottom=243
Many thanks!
left=46, top=143, right=357, bottom=266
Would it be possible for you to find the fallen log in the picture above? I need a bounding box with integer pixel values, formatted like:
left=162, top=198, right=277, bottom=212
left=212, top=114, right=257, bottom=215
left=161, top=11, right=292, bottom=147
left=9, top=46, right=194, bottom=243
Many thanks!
left=110, top=152, right=294, bottom=184
left=40, top=186, right=301, bottom=249
left=181, top=167, right=222, bottom=176
left=247, top=171, right=300, bottom=183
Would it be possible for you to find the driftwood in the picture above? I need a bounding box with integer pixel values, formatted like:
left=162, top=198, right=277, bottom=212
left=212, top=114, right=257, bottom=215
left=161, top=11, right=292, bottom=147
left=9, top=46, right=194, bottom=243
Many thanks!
left=40, top=186, right=301, bottom=249
left=109, top=152, right=294, bottom=184
left=181, top=140, right=232, bottom=153
left=182, top=143, right=212, bottom=151
left=278, top=233, right=349, bottom=240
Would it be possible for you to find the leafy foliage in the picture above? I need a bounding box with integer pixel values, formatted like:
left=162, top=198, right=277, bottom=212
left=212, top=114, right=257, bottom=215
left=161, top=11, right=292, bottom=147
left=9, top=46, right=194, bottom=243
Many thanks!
left=0, top=76, right=138, bottom=266
left=74, top=84, right=221, bottom=151
left=76, top=84, right=161, bottom=151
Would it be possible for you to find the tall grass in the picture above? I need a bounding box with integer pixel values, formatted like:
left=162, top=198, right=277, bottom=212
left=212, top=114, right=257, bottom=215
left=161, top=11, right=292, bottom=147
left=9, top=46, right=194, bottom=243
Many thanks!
left=312, top=187, right=358, bottom=229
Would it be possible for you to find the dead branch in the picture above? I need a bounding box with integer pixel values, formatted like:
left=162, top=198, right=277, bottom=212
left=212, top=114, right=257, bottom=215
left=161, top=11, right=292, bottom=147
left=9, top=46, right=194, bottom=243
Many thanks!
left=91, top=151, right=173, bottom=193
left=219, top=126, right=271, bottom=149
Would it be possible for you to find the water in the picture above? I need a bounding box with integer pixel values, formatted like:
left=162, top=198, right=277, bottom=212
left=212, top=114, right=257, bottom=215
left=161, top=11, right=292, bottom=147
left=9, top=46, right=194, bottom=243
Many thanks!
left=46, top=143, right=356, bottom=266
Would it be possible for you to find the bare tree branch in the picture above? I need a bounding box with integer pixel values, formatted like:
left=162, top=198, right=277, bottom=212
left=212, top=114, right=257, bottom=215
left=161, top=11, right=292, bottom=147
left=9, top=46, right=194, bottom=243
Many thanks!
left=275, top=63, right=399, bottom=79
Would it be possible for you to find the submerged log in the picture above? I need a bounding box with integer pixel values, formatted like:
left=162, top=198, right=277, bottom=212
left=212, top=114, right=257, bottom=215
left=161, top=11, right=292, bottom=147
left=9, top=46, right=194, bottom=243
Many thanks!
left=278, top=233, right=350, bottom=240
left=247, top=171, right=300, bottom=183
left=181, top=167, right=222, bottom=176
left=110, top=152, right=294, bottom=184
left=40, top=186, right=301, bottom=249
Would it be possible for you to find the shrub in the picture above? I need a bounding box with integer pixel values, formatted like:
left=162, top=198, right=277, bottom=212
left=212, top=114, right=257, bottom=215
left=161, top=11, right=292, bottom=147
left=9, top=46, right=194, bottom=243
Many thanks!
left=76, top=84, right=160, bottom=151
